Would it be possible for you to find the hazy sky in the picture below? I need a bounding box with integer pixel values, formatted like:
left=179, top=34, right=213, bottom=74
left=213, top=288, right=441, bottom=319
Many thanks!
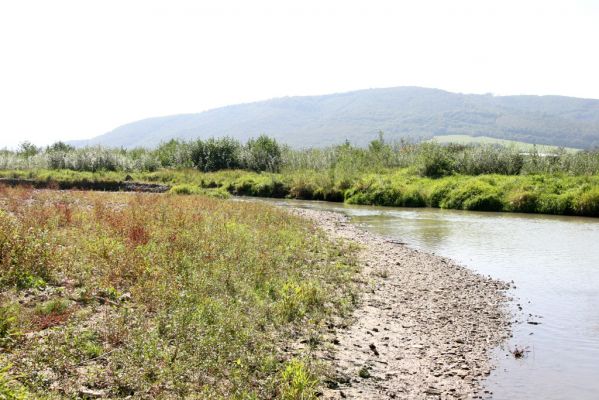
left=1, top=0, right=598, bottom=148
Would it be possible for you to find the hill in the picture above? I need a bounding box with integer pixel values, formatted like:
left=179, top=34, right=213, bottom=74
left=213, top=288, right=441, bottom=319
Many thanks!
left=70, top=87, right=599, bottom=149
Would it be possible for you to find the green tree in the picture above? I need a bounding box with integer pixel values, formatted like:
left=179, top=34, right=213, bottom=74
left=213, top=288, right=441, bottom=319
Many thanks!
left=17, top=141, right=40, bottom=158
left=191, top=137, right=242, bottom=172
left=46, top=141, right=75, bottom=153
left=245, top=135, right=282, bottom=172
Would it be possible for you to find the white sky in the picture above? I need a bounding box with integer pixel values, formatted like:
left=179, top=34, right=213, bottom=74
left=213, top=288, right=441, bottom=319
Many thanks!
left=1, top=0, right=598, bottom=148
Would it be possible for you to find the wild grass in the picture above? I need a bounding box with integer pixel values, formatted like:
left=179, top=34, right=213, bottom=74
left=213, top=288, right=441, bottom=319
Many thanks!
left=2, top=168, right=599, bottom=216
left=2, top=134, right=599, bottom=216
left=0, top=187, right=358, bottom=398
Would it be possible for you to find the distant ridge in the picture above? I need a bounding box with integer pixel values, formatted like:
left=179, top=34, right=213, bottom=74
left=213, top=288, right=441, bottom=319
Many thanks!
left=70, top=87, right=599, bottom=149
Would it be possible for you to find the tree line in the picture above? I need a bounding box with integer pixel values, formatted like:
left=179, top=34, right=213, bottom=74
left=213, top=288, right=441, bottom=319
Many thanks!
left=1, top=134, right=599, bottom=176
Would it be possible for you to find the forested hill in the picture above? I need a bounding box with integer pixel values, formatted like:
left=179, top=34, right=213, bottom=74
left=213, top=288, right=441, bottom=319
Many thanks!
left=71, top=87, right=599, bottom=149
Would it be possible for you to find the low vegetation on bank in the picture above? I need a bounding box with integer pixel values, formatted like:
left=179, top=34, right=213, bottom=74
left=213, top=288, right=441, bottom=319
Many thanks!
left=2, top=168, right=598, bottom=217
left=1, top=135, right=599, bottom=216
left=0, top=187, right=358, bottom=398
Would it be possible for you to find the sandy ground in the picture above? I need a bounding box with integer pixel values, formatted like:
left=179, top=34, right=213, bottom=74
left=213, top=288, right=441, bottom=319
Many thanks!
left=289, top=207, right=511, bottom=400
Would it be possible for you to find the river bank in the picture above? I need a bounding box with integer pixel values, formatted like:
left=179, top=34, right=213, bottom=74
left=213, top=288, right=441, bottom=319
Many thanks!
left=288, top=207, right=512, bottom=399
left=2, top=169, right=599, bottom=217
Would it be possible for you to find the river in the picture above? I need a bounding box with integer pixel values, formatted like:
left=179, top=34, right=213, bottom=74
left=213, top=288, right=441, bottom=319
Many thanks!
left=265, top=199, right=599, bottom=400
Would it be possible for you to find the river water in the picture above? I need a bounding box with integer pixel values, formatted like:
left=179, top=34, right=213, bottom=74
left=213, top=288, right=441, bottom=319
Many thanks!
left=265, top=199, right=599, bottom=399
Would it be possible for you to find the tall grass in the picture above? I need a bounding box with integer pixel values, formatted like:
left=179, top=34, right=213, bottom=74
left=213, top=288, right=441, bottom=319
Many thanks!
left=2, top=135, right=599, bottom=216
left=1, top=136, right=284, bottom=174
left=0, top=188, right=357, bottom=398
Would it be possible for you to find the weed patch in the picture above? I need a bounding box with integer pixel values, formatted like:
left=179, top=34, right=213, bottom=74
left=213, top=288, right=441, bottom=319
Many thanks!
left=0, top=188, right=357, bottom=398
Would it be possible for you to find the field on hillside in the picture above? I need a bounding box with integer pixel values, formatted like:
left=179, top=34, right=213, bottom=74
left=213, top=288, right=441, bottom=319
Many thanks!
left=428, top=135, right=581, bottom=153
left=0, top=187, right=358, bottom=399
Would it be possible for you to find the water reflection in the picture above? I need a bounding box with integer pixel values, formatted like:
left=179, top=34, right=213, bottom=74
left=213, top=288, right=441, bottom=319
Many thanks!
left=358, top=212, right=453, bottom=250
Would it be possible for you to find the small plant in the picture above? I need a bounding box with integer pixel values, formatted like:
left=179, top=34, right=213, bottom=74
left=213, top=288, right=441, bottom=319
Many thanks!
left=169, top=184, right=201, bottom=195
left=279, top=359, right=318, bottom=400
left=510, top=345, right=530, bottom=359
left=35, top=298, right=70, bottom=316
left=277, top=281, right=323, bottom=322
left=0, top=305, right=21, bottom=347
left=358, top=366, right=371, bottom=379
left=74, top=330, right=103, bottom=360
left=0, top=364, right=28, bottom=400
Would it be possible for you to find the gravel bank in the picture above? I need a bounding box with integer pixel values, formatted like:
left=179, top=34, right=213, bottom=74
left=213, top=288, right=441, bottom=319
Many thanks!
left=289, top=207, right=511, bottom=400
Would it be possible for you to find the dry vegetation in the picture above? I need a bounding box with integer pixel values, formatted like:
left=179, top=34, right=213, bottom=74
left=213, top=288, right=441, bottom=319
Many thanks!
left=0, top=186, right=358, bottom=399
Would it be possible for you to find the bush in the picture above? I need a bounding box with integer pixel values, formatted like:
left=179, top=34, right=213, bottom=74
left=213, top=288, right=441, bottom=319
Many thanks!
left=244, top=135, right=283, bottom=172
left=169, top=184, right=231, bottom=199
left=169, top=184, right=201, bottom=195
left=416, top=143, right=456, bottom=178
left=34, top=298, right=70, bottom=316
left=0, top=304, right=21, bottom=347
left=191, top=137, right=242, bottom=172
left=456, top=146, right=524, bottom=175
left=506, top=190, right=539, bottom=213
left=536, top=193, right=574, bottom=215
left=0, top=365, right=28, bottom=400
left=572, top=187, right=599, bottom=216
left=155, top=139, right=193, bottom=168
left=427, top=180, right=459, bottom=207
left=440, top=180, right=503, bottom=211
left=401, top=187, right=427, bottom=207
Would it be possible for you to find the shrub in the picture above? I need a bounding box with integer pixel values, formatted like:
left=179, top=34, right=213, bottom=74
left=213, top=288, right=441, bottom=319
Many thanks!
left=401, top=186, right=427, bottom=207
left=34, top=298, right=70, bottom=316
left=0, top=365, right=28, bottom=400
left=416, top=143, right=456, bottom=178
left=537, top=193, right=575, bottom=215
left=289, top=180, right=318, bottom=200
left=456, top=146, right=524, bottom=175
left=155, top=139, right=193, bottom=168
left=440, top=180, right=503, bottom=211
left=0, top=304, right=21, bottom=347
left=169, top=184, right=201, bottom=195
left=244, top=135, right=283, bottom=172
left=191, top=137, right=242, bottom=172
left=572, top=187, right=599, bottom=217
left=427, top=180, right=458, bottom=207
left=506, top=190, right=539, bottom=213
left=277, top=281, right=323, bottom=322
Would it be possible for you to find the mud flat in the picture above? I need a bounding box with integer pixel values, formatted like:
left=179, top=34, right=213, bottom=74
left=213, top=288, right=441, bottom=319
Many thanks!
left=290, top=207, right=511, bottom=399
left=0, top=178, right=169, bottom=193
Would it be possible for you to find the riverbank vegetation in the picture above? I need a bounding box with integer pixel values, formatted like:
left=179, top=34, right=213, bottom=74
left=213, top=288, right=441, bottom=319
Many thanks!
left=0, top=187, right=358, bottom=398
left=1, top=135, right=599, bottom=216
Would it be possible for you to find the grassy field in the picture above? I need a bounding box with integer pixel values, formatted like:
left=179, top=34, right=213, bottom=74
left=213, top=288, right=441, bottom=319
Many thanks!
left=428, top=135, right=581, bottom=154
left=2, top=168, right=598, bottom=217
left=0, top=186, right=358, bottom=399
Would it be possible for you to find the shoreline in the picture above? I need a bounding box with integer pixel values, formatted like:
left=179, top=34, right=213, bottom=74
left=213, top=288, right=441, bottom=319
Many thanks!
left=289, top=207, right=511, bottom=399
left=1, top=171, right=598, bottom=218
